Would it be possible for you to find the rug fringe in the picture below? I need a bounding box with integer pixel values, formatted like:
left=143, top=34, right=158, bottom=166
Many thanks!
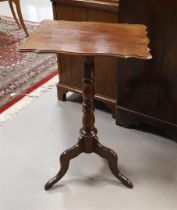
left=0, top=75, right=58, bottom=125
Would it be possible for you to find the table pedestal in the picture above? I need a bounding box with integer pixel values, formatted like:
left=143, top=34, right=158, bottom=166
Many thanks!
left=45, top=56, right=133, bottom=190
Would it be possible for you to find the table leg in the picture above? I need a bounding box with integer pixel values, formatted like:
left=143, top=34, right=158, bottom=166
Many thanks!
left=45, top=56, right=133, bottom=190
left=9, top=0, right=29, bottom=37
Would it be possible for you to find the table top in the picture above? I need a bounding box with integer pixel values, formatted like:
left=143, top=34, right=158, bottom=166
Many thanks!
left=19, top=20, right=151, bottom=59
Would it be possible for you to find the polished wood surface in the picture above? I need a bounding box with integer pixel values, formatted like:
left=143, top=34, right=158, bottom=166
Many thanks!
left=19, top=20, right=151, bottom=59
left=52, top=0, right=119, bottom=112
left=19, top=20, right=150, bottom=189
left=117, top=0, right=177, bottom=141
left=0, top=0, right=29, bottom=36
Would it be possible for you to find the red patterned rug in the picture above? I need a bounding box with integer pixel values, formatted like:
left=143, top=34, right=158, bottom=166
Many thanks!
left=0, top=17, right=58, bottom=113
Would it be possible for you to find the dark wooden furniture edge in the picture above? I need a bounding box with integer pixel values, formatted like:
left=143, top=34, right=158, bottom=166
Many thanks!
left=51, top=0, right=119, bottom=12
left=116, top=106, right=177, bottom=142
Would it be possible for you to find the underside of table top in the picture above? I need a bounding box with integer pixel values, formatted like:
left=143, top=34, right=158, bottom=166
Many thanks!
left=19, top=20, right=151, bottom=59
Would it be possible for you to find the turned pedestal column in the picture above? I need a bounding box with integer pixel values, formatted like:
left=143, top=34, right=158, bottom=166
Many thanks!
left=44, top=56, right=133, bottom=190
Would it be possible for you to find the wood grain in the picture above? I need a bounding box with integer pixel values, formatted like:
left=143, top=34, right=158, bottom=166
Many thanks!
left=19, top=20, right=151, bottom=59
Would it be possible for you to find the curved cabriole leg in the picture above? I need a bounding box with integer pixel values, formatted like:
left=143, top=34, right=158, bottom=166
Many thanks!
left=93, top=138, right=133, bottom=188
left=8, top=0, right=21, bottom=28
left=45, top=142, right=83, bottom=190
left=13, top=0, right=29, bottom=36
left=9, top=0, right=29, bottom=36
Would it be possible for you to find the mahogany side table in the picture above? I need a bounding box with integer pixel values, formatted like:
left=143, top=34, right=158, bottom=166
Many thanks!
left=19, top=20, right=151, bottom=190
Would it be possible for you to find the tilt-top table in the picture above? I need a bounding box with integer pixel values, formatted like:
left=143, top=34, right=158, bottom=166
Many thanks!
left=19, top=20, right=151, bottom=190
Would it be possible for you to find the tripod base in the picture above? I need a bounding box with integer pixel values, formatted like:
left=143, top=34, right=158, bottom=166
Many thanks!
left=45, top=136, right=133, bottom=190
left=45, top=57, right=133, bottom=190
